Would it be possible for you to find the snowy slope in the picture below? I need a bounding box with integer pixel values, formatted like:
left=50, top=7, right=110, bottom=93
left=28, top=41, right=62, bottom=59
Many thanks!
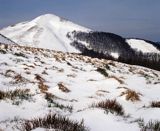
left=0, top=43, right=160, bottom=131
left=126, top=39, right=160, bottom=53
left=0, top=34, right=16, bottom=45
left=0, top=14, right=90, bottom=52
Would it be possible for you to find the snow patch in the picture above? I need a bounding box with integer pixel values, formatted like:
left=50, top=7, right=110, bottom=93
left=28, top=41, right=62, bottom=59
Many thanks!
left=126, top=39, right=160, bottom=53
left=111, top=52, right=119, bottom=59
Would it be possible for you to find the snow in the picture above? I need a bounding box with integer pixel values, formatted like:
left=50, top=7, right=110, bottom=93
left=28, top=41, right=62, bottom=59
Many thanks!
left=0, top=14, right=91, bottom=52
left=111, top=52, right=119, bottom=59
left=126, top=39, right=160, bottom=53
left=71, top=109, right=140, bottom=131
left=0, top=34, right=16, bottom=45
left=0, top=43, right=160, bottom=130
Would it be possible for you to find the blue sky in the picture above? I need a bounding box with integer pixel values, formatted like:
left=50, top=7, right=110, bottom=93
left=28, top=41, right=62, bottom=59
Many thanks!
left=0, top=0, right=160, bottom=41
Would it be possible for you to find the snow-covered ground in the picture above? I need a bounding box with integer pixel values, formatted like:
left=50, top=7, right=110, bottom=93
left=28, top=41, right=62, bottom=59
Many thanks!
left=0, top=14, right=90, bottom=52
left=126, top=39, right=160, bottom=54
left=0, top=34, right=16, bottom=45
left=0, top=43, right=160, bottom=131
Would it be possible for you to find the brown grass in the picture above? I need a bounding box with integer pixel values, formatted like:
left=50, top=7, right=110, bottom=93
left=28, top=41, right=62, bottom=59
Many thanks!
left=58, top=82, right=70, bottom=93
left=35, top=74, right=45, bottom=83
left=14, top=74, right=25, bottom=83
left=120, top=89, right=142, bottom=102
left=35, top=74, right=48, bottom=92
left=38, top=82, right=48, bottom=93
left=92, top=99, right=124, bottom=115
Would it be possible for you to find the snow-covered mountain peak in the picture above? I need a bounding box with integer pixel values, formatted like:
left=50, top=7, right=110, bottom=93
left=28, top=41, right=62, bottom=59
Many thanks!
left=33, top=14, right=68, bottom=24
left=32, top=14, right=90, bottom=33
left=0, top=14, right=90, bottom=51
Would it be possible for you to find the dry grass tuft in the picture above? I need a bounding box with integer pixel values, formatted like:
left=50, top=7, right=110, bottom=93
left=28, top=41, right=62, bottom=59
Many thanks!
left=141, top=120, right=160, bottom=131
left=14, top=74, right=25, bottom=83
left=150, top=101, right=160, bottom=108
left=120, top=89, right=142, bottom=102
left=35, top=74, right=48, bottom=92
left=109, top=76, right=124, bottom=84
left=42, top=70, right=48, bottom=75
left=5, top=69, right=16, bottom=77
left=38, top=82, right=49, bottom=93
left=58, top=82, right=70, bottom=93
left=45, top=93, right=73, bottom=112
left=35, top=74, right=45, bottom=83
left=92, top=99, right=124, bottom=115
left=96, top=67, right=108, bottom=77
left=14, top=52, right=26, bottom=58
left=0, top=89, right=31, bottom=100
left=22, top=113, right=88, bottom=131
left=117, top=87, right=129, bottom=90
left=45, top=92, right=59, bottom=100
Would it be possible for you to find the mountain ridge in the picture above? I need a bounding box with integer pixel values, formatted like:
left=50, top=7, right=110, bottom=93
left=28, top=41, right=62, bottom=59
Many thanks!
left=0, top=14, right=160, bottom=71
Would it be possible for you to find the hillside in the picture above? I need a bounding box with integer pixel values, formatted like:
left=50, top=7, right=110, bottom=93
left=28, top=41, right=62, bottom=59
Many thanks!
left=69, top=31, right=160, bottom=70
left=0, top=43, right=160, bottom=131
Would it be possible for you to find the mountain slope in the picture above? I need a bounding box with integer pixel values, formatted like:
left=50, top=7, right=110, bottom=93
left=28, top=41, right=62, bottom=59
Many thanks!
left=1, top=14, right=160, bottom=71
left=0, top=14, right=90, bottom=52
left=0, top=33, right=16, bottom=45
left=69, top=31, right=160, bottom=70
left=0, top=43, right=160, bottom=131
